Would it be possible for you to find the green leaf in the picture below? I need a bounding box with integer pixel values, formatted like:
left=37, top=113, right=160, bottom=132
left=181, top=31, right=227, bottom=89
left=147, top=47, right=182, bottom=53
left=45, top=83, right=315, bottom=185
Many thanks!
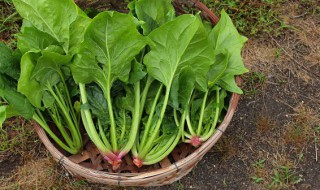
left=71, top=50, right=106, bottom=86
left=17, top=20, right=59, bottom=54
left=115, top=86, right=135, bottom=113
left=129, top=60, right=147, bottom=84
left=208, top=50, right=230, bottom=86
left=18, top=52, right=44, bottom=108
left=0, top=106, right=6, bottom=127
left=134, top=0, right=175, bottom=35
left=4, top=105, right=20, bottom=119
left=0, top=88, right=34, bottom=119
left=0, top=74, right=35, bottom=120
left=170, top=68, right=196, bottom=109
left=144, top=14, right=215, bottom=96
left=178, top=68, right=196, bottom=108
left=208, top=10, right=248, bottom=93
left=13, top=0, right=79, bottom=53
left=86, top=84, right=109, bottom=126
left=31, top=51, right=72, bottom=86
left=217, top=74, right=243, bottom=94
left=72, top=11, right=146, bottom=88
left=0, top=44, right=35, bottom=120
left=209, top=10, right=248, bottom=75
left=0, top=42, right=20, bottom=81
left=69, top=15, right=91, bottom=55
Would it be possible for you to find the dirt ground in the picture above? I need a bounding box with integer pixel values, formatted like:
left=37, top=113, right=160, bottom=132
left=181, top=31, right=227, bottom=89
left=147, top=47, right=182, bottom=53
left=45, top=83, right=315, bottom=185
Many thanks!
left=1, top=1, right=319, bottom=190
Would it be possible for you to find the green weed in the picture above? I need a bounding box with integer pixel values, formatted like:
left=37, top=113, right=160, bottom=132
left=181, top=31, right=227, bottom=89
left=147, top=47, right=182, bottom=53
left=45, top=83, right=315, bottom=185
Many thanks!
left=254, top=159, right=266, bottom=168
left=243, top=71, right=266, bottom=96
left=202, top=0, right=288, bottom=37
left=0, top=0, right=21, bottom=48
left=268, top=166, right=302, bottom=189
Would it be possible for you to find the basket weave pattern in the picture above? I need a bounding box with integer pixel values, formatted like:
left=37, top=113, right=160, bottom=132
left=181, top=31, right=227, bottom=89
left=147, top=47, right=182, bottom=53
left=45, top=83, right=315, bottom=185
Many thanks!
left=34, top=1, right=242, bottom=186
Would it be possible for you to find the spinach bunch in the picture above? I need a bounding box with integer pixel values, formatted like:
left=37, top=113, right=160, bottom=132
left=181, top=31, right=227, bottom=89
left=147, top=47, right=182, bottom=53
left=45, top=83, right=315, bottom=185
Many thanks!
left=9, top=0, right=91, bottom=154
left=5, top=0, right=248, bottom=169
left=72, top=11, right=147, bottom=169
left=129, top=0, right=248, bottom=167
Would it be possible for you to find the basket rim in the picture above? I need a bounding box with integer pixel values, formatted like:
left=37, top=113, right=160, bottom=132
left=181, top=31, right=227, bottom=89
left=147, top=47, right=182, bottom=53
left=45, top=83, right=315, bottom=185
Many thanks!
left=33, top=1, right=243, bottom=186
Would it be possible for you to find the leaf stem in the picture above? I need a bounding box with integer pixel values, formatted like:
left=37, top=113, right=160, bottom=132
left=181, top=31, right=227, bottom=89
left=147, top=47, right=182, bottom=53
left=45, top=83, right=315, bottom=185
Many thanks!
left=201, top=89, right=220, bottom=141
left=173, top=109, right=180, bottom=127
left=79, top=83, right=114, bottom=155
left=47, top=84, right=81, bottom=150
left=139, top=84, right=163, bottom=150
left=139, top=76, right=153, bottom=120
left=97, top=119, right=112, bottom=150
left=196, top=90, right=208, bottom=136
left=118, top=81, right=141, bottom=158
left=139, top=84, right=171, bottom=158
left=47, top=106, right=74, bottom=148
left=105, top=82, right=118, bottom=151
left=186, top=110, right=196, bottom=136
left=33, top=112, right=77, bottom=154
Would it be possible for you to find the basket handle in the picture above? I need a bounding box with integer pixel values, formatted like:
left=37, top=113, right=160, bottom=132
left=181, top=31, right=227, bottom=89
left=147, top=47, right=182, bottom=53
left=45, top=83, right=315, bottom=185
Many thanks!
left=192, top=0, right=220, bottom=25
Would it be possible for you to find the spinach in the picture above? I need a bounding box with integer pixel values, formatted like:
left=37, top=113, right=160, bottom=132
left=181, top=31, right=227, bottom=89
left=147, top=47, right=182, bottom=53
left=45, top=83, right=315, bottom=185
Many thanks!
left=132, top=13, right=216, bottom=166
left=12, top=0, right=89, bottom=154
left=7, top=0, right=248, bottom=168
left=209, top=10, right=248, bottom=94
left=13, top=0, right=79, bottom=53
left=72, top=11, right=146, bottom=169
left=181, top=10, right=248, bottom=148
left=0, top=42, right=34, bottom=127
left=18, top=51, right=82, bottom=154
left=129, top=0, right=175, bottom=35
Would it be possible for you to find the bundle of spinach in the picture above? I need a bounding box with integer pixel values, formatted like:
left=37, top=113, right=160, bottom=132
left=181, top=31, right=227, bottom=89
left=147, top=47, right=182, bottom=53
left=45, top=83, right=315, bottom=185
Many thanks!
left=2, top=0, right=248, bottom=169
left=129, top=0, right=248, bottom=167
left=5, top=0, right=92, bottom=154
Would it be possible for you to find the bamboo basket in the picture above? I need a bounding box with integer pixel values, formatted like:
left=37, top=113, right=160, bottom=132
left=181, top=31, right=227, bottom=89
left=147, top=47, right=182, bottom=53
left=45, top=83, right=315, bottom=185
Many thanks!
left=34, top=0, right=242, bottom=186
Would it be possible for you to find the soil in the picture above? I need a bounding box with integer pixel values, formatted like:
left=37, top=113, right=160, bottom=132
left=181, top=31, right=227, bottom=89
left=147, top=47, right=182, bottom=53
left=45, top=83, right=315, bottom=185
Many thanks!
left=1, top=2, right=319, bottom=190
left=0, top=154, right=21, bottom=177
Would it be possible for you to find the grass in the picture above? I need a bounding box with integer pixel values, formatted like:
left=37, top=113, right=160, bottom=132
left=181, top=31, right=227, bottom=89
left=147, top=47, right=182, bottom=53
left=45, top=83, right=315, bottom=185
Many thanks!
left=250, top=104, right=319, bottom=189
left=0, top=118, right=40, bottom=160
left=203, top=0, right=288, bottom=37
left=0, top=157, right=91, bottom=189
left=251, top=155, right=302, bottom=189
left=284, top=105, right=320, bottom=149
left=243, top=71, right=266, bottom=96
left=255, top=115, right=277, bottom=132
left=0, top=0, right=21, bottom=48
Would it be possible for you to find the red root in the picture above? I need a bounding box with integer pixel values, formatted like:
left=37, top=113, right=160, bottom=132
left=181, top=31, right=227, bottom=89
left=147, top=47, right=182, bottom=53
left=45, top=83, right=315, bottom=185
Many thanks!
left=101, top=152, right=122, bottom=171
left=112, top=158, right=122, bottom=171
left=190, top=136, right=202, bottom=147
left=133, top=157, right=143, bottom=168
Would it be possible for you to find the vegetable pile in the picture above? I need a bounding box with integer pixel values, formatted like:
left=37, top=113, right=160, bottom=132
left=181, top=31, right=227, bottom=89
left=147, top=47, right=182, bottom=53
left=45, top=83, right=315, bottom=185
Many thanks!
left=0, top=0, right=248, bottom=170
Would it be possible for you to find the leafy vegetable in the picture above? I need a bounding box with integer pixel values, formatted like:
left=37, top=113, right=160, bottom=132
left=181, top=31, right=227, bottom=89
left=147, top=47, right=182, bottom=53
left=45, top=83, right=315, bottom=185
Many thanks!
left=181, top=10, right=249, bottom=147
left=132, top=14, right=216, bottom=166
left=12, top=0, right=89, bottom=154
left=18, top=50, right=82, bottom=154
left=13, top=0, right=79, bottom=53
left=0, top=42, right=34, bottom=125
left=73, top=11, right=146, bottom=169
left=209, top=10, right=248, bottom=94
left=129, top=0, right=176, bottom=35
left=7, top=0, right=248, bottom=169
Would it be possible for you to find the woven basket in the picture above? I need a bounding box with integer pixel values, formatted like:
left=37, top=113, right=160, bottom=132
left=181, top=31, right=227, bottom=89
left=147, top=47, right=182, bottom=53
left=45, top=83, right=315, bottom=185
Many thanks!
left=34, top=1, right=242, bottom=186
